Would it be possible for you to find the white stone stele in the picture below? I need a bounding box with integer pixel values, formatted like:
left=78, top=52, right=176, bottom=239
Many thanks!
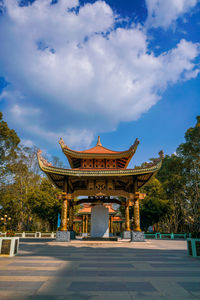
left=56, top=231, right=70, bottom=242
left=131, top=231, right=145, bottom=242
left=0, top=237, right=19, bottom=256
left=91, top=205, right=109, bottom=238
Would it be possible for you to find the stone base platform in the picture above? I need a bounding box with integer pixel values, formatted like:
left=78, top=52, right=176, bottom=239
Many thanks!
left=82, top=237, right=118, bottom=241
left=131, top=231, right=145, bottom=242
left=56, top=231, right=70, bottom=242
left=82, top=233, right=88, bottom=237
left=123, top=231, right=131, bottom=239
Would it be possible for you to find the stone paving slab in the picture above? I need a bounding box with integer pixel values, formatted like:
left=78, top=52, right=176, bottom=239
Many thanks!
left=69, top=281, right=156, bottom=292
left=58, top=270, right=200, bottom=277
left=79, top=263, right=133, bottom=268
left=178, top=282, right=200, bottom=292
left=150, top=263, right=200, bottom=268
left=0, top=239, right=200, bottom=299
left=8, top=262, right=63, bottom=267
left=0, top=270, right=57, bottom=276
left=0, top=281, right=44, bottom=291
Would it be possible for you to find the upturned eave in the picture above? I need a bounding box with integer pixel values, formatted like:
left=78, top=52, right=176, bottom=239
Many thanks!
left=59, top=137, right=140, bottom=168
left=37, top=149, right=163, bottom=178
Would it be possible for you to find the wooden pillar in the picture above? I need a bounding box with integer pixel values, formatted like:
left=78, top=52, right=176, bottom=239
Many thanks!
left=111, top=216, right=113, bottom=234
left=125, top=200, right=130, bottom=231
left=82, top=216, right=85, bottom=233
left=60, top=192, right=68, bottom=231
left=133, top=192, right=141, bottom=232
left=68, top=200, right=74, bottom=231
left=120, top=222, right=122, bottom=232
left=85, top=215, right=88, bottom=234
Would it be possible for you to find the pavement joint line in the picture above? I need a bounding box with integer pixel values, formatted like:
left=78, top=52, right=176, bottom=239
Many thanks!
left=3, top=276, right=196, bottom=280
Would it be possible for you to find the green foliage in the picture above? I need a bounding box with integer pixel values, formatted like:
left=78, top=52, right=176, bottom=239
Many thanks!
left=28, top=178, right=61, bottom=230
left=156, top=155, right=187, bottom=232
left=156, top=116, right=200, bottom=233
left=0, top=112, right=20, bottom=179
left=176, top=116, right=200, bottom=232
left=0, top=112, right=62, bottom=231
left=140, top=177, right=171, bottom=231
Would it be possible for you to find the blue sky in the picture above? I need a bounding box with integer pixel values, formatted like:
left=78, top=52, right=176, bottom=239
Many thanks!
left=0, top=0, right=199, bottom=167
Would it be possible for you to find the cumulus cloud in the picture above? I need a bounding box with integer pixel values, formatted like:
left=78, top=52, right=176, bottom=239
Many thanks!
left=21, top=139, right=35, bottom=148
left=0, top=0, right=199, bottom=149
left=145, top=0, right=199, bottom=29
left=6, top=102, right=94, bottom=150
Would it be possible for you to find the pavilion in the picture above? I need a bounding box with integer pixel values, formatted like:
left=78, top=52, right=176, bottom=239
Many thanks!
left=37, top=136, right=163, bottom=240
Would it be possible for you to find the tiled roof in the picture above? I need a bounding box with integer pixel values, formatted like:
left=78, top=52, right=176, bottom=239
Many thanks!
left=113, top=216, right=123, bottom=221
left=80, top=145, right=119, bottom=154
left=73, top=216, right=82, bottom=222
left=59, top=136, right=140, bottom=159
left=73, top=215, right=123, bottom=222
left=78, top=204, right=117, bottom=214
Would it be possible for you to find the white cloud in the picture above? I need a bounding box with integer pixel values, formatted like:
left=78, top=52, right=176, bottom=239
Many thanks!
left=145, top=0, right=199, bottom=29
left=0, top=0, right=199, bottom=150
left=10, top=104, right=40, bottom=118
left=21, top=139, right=35, bottom=148
left=30, top=125, right=94, bottom=150
left=6, top=102, right=94, bottom=150
left=61, top=129, right=94, bottom=150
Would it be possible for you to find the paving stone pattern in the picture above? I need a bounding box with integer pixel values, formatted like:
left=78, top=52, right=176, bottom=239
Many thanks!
left=0, top=239, right=199, bottom=299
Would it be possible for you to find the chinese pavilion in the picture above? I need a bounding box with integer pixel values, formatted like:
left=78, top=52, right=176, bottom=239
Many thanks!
left=37, top=136, right=163, bottom=238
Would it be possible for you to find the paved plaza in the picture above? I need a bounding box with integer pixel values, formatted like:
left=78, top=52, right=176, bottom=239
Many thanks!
left=0, top=238, right=200, bottom=299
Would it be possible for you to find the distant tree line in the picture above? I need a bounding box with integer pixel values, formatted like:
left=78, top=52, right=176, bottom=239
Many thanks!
left=0, top=112, right=199, bottom=233
left=0, top=112, right=61, bottom=231
left=139, top=116, right=200, bottom=233
left=119, top=116, right=200, bottom=234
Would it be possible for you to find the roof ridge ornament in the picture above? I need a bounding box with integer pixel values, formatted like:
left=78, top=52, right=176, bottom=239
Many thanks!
left=37, top=149, right=52, bottom=167
left=130, top=138, right=140, bottom=150
left=59, top=138, right=68, bottom=149
left=96, top=136, right=102, bottom=146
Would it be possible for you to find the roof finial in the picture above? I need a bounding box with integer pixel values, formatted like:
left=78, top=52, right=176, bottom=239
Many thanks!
left=59, top=138, right=68, bottom=149
left=96, top=136, right=102, bottom=146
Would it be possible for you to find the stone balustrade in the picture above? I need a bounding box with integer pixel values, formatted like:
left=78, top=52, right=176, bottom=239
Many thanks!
left=0, top=232, right=56, bottom=238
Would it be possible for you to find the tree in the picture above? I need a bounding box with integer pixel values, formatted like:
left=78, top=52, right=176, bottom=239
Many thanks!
left=28, top=178, right=61, bottom=231
left=118, top=177, right=170, bottom=232
left=0, top=114, right=61, bottom=231
left=156, top=154, right=188, bottom=232
left=176, top=116, right=200, bottom=232
left=0, top=145, right=42, bottom=230
left=155, top=117, right=200, bottom=233
left=0, top=112, right=20, bottom=181
left=140, top=177, right=171, bottom=231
